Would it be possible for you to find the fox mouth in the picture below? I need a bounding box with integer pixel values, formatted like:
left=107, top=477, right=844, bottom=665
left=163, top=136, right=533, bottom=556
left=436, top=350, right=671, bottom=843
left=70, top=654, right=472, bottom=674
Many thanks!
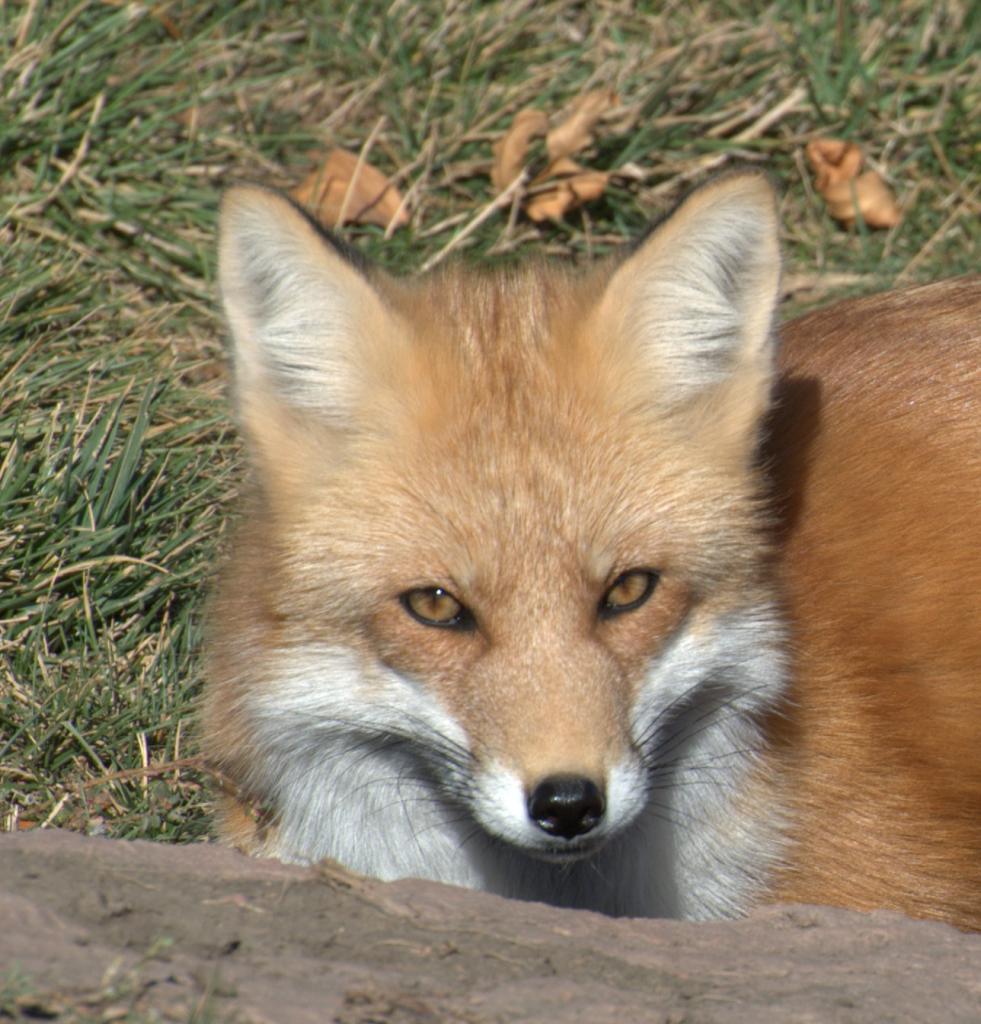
left=524, top=839, right=607, bottom=864
left=490, top=825, right=613, bottom=865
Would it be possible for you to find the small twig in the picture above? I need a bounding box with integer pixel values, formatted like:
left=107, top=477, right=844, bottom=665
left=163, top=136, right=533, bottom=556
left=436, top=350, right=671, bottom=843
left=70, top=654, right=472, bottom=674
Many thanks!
left=649, top=85, right=807, bottom=199
left=417, top=211, right=469, bottom=239
left=50, top=554, right=173, bottom=582
left=15, top=0, right=42, bottom=49
left=335, top=114, right=387, bottom=228
left=781, top=271, right=883, bottom=300
left=138, top=731, right=150, bottom=798
left=733, top=84, right=808, bottom=142
left=895, top=186, right=978, bottom=285
left=322, top=77, right=386, bottom=134
left=419, top=170, right=530, bottom=273
left=11, top=90, right=105, bottom=218
left=384, top=133, right=437, bottom=239
left=0, top=334, right=46, bottom=393
left=648, top=148, right=765, bottom=197
left=926, top=132, right=959, bottom=192
left=502, top=180, right=525, bottom=241
left=77, top=755, right=215, bottom=790
left=40, top=793, right=70, bottom=829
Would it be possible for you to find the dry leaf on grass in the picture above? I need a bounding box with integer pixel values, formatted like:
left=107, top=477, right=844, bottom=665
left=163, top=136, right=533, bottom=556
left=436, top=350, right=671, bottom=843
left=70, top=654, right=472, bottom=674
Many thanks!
left=491, top=109, right=548, bottom=190
left=292, top=148, right=408, bottom=231
left=806, top=139, right=901, bottom=229
left=490, top=89, right=619, bottom=222
left=526, top=169, right=609, bottom=222
left=545, top=89, right=618, bottom=164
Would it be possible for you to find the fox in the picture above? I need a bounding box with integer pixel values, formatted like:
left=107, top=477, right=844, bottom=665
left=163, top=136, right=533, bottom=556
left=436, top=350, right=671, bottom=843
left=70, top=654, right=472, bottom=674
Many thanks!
left=202, top=171, right=981, bottom=930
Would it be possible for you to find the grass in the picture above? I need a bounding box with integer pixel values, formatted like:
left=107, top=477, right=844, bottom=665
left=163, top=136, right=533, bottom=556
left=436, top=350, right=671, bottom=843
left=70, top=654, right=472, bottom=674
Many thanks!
left=1, top=0, right=978, bottom=843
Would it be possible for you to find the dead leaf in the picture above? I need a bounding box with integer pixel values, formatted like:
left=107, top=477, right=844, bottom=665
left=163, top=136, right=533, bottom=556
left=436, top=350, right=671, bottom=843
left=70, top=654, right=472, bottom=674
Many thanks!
left=806, top=138, right=863, bottom=189
left=291, top=149, right=408, bottom=231
left=824, top=171, right=902, bottom=229
left=806, top=138, right=901, bottom=229
left=545, top=89, right=619, bottom=164
left=491, top=108, right=548, bottom=190
left=526, top=170, right=609, bottom=222
left=537, top=155, right=582, bottom=180
left=489, top=90, right=618, bottom=222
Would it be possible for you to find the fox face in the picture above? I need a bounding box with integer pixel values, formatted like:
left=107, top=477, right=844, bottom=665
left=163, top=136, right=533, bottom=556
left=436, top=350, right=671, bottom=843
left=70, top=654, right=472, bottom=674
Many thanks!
left=204, top=173, right=788, bottom=917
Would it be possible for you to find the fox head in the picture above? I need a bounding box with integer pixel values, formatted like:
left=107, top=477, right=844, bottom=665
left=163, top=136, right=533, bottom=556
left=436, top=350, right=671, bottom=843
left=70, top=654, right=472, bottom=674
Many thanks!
left=206, top=172, right=785, bottom=905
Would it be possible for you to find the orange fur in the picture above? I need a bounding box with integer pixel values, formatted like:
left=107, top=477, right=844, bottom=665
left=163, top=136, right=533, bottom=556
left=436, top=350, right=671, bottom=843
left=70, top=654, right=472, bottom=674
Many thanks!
left=203, top=175, right=981, bottom=928
left=765, top=278, right=981, bottom=929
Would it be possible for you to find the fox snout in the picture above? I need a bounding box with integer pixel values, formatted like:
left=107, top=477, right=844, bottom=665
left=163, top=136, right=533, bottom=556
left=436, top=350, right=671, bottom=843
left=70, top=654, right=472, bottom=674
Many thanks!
left=442, top=625, right=650, bottom=857
left=464, top=679, right=648, bottom=859
left=470, top=760, right=627, bottom=861
left=527, top=774, right=606, bottom=840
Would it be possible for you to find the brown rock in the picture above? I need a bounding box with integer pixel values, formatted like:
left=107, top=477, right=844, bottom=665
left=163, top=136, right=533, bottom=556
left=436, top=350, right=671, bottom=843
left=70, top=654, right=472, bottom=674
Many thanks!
left=2, top=830, right=978, bottom=1022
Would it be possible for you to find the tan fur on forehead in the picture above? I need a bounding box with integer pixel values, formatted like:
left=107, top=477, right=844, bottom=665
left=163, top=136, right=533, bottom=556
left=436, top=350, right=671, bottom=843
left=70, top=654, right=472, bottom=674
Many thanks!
left=375, top=260, right=609, bottom=421
left=367, top=254, right=768, bottom=477
left=252, top=262, right=768, bottom=645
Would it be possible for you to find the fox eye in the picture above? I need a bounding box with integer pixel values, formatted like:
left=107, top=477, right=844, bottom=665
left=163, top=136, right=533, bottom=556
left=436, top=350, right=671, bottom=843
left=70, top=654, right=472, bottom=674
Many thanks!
left=599, top=569, right=659, bottom=618
left=401, top=587, right=475, bottom=630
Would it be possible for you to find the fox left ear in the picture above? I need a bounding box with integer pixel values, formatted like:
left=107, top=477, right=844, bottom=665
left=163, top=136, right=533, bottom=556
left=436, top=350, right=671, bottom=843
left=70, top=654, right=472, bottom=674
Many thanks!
left=218, top=184, right=397, bottom=428
left=595, top=172, right=781, bottom=443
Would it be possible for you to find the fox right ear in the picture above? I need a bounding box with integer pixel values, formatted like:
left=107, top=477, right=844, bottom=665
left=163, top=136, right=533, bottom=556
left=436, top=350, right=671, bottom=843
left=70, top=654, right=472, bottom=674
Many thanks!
left=592, top=172, right=781, bottom=445
left=218, top=185, right=394, bottom=427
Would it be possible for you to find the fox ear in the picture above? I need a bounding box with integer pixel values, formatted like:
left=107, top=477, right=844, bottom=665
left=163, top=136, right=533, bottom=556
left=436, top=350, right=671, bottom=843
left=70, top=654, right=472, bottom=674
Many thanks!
left=218, top=185, right=392, bottom=426
left=596, top=172, right=781, bottom=434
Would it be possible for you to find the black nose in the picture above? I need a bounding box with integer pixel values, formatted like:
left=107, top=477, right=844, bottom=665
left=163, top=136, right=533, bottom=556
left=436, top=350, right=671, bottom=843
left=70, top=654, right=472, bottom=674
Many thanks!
left=527, top=775, right=605, bottom=839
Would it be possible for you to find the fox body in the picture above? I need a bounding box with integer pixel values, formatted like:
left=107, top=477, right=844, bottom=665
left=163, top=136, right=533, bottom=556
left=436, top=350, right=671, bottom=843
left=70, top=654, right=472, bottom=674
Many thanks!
left=203, top=173, right=981, bottom=929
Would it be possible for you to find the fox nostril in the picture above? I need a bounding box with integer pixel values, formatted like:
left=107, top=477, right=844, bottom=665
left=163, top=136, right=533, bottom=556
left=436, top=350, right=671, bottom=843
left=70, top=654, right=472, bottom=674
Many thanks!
left=527, top=775, right=605, bottom=840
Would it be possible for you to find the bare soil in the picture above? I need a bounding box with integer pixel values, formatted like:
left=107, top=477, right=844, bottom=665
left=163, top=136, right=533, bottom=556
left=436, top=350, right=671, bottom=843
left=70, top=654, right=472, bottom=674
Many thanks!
left=2, top=829, right=979, bottom=1022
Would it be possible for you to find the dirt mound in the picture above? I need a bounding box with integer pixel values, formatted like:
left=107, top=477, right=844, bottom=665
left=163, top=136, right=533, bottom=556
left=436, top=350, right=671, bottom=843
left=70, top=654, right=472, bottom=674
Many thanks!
left=2, top=829, right=979, bottom=1022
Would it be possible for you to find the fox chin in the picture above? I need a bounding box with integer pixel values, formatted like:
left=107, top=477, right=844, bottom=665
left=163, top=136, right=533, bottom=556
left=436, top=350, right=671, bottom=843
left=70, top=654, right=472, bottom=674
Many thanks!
left=202, top=171, right=981, bottom=931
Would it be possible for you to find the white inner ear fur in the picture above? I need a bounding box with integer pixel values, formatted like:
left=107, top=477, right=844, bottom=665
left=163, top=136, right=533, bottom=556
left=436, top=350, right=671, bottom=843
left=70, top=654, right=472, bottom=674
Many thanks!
left=218, top=185, right=391, bottom=424
left=596, top=173, right=781, bottom=413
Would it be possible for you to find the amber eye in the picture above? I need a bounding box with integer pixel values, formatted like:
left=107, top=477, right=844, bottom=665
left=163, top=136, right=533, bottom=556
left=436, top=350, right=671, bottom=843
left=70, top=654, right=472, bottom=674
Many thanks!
left=599, top=569, right=659, bottom=618
left=400, top=587, right=475, bottom=630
